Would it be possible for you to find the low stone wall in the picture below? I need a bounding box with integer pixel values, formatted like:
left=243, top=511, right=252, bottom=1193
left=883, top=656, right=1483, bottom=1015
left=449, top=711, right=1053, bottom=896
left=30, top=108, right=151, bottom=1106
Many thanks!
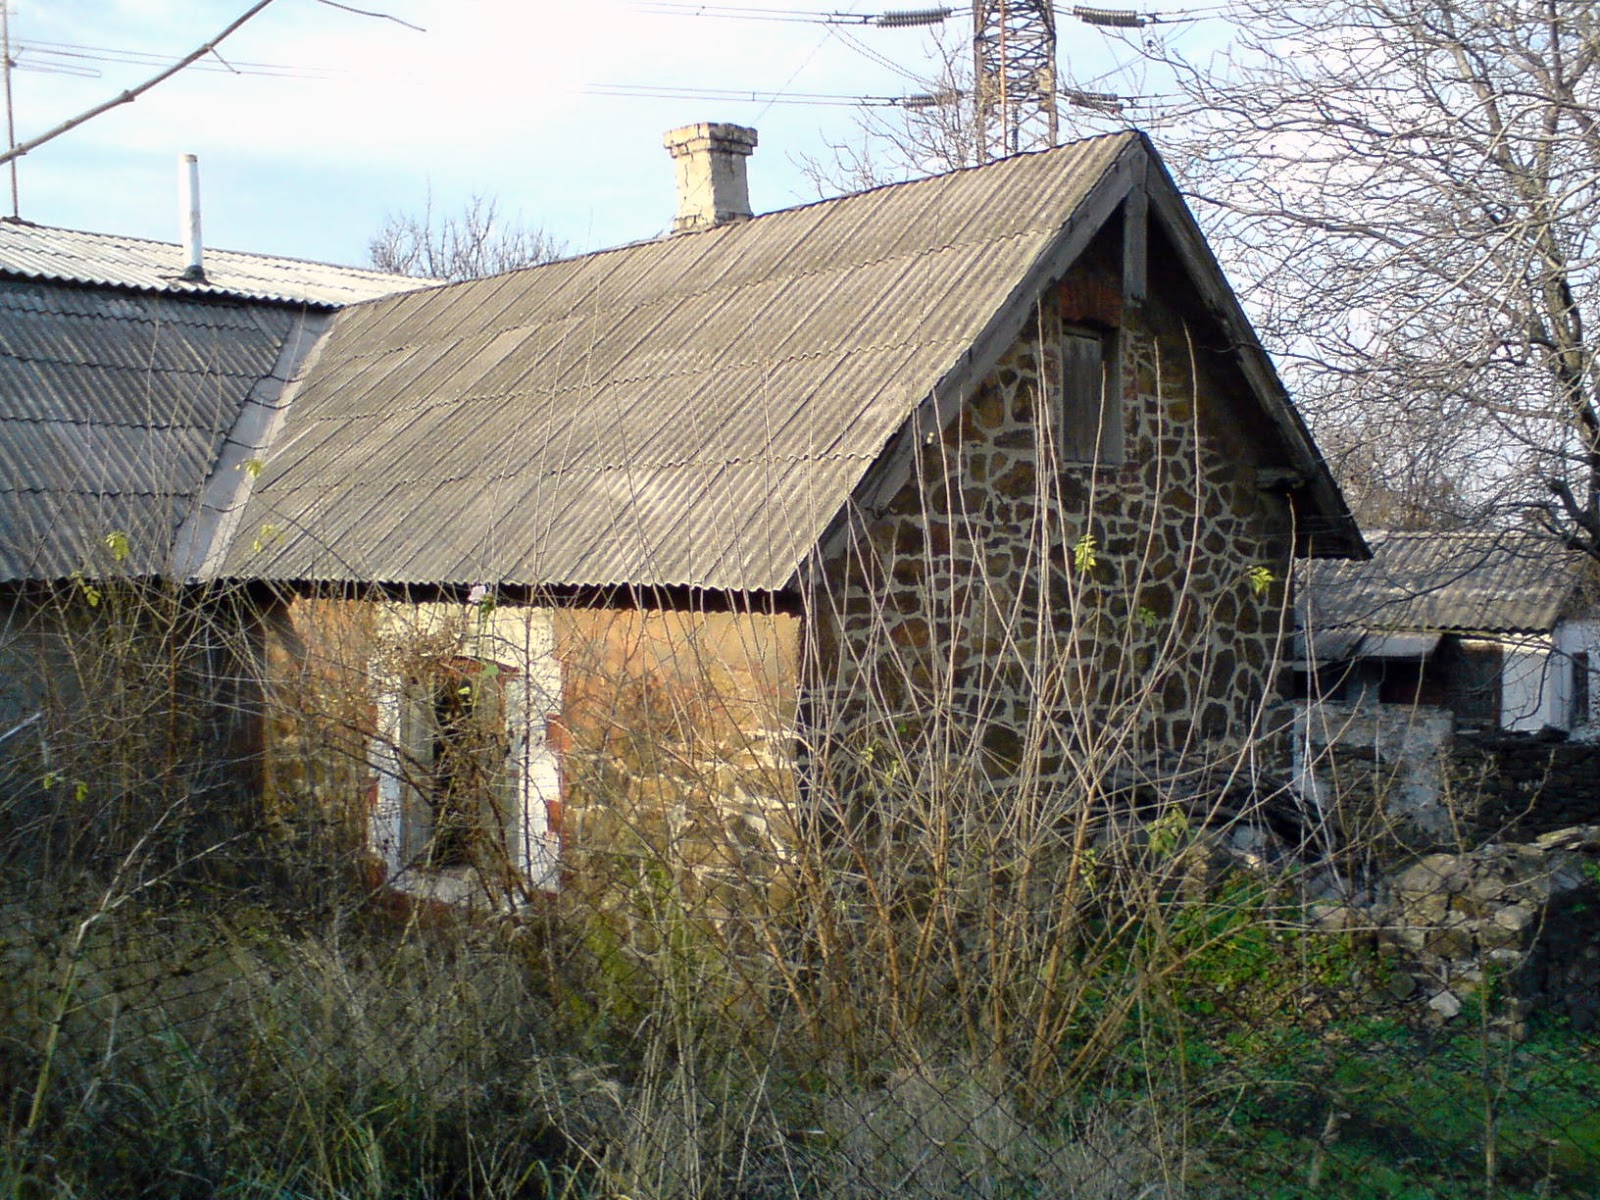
left=1314, top=826, right=1600, bottom=1034
left=1454, top=731, right=1600, bottom=842
left=1295, top=704, right=1600, bottom=853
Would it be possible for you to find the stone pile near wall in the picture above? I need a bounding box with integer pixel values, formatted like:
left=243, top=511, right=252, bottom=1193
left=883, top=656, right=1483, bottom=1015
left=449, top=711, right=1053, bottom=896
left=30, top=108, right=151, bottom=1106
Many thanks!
left=1313, top=826, right=1600, bottom=1034
left=1454, top=732, right=1600, bottom=842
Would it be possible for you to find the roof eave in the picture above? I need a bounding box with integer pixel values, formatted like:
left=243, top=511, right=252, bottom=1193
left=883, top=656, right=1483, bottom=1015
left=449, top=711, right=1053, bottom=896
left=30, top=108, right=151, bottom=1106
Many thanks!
left=1139, top=141, right=1367, bottom=561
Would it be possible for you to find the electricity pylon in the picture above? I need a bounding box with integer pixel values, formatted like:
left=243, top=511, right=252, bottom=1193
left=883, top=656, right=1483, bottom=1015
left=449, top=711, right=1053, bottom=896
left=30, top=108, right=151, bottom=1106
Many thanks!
left=972, top=0, right=1058, bottom=162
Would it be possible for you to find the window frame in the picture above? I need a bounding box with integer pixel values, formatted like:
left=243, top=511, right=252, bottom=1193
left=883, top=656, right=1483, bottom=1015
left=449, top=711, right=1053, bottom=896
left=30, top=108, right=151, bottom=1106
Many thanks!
left=397, top=654, right=523, bottom=875
left=1055, top=323, right=1124, bottom=467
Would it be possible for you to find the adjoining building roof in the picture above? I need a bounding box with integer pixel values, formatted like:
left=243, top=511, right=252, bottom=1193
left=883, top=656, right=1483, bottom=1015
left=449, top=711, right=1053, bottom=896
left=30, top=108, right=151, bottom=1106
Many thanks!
left=1300, top=529, right=1591, bottom=643
left=0, top=220, right=435, bottom=308
left=0, top=279, right=323, bottom=580
left=219, top=131, right=1361, bottom=591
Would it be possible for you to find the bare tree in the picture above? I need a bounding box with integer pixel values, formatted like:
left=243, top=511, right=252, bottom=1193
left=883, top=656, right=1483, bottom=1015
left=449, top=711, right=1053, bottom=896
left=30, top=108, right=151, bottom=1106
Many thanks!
left=796, top=34, right=979, bottom=196
left=367, top=194, right=564, bottom=282
left=795, top=25, right=1130, bottom=199
left=1141, top=0, right=1600, bottom=548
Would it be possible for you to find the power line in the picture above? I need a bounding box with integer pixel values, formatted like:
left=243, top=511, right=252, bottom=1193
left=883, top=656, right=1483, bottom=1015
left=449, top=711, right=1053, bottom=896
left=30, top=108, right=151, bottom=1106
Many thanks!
left=589, top=79, right=1145, bottom=115
left=588, top=82, right=909, bottom=106
left=829, top=24, right=931, bottom=85
left=15, top=38, right=332, bottom=80
left=625, top=2, right=1215, bottom=25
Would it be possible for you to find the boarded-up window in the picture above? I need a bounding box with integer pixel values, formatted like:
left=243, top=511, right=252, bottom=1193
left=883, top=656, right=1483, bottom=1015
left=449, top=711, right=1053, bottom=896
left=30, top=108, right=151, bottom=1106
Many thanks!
left=399, top=657, right=520, bottom=872
left=1058, top=327, right=1123, bottom=465
left=1439, top=639, right=1503, bottom=729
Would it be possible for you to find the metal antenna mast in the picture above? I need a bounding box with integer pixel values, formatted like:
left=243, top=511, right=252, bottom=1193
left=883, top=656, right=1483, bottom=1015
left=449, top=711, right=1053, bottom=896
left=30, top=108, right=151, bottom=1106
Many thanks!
left=2, top=2, right=16, bottom=217
left=972, top=0, right=1057, bottom=162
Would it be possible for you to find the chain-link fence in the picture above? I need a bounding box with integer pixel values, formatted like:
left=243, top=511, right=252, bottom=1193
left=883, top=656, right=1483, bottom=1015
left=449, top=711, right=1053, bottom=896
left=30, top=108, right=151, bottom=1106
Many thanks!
left=2, top=577, right=1598, bottom=1200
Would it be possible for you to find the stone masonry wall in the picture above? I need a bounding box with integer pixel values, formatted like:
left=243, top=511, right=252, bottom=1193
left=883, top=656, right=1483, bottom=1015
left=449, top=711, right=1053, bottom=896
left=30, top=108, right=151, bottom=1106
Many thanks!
left=1293, top=700, right=1457, bottom=850
left=1454, top=731, right=1600, bottom=843
left=1290, top=707, right=1600, bottom=855
left=553, top=605, right=802, bottom=920
left=812, top=232, right=1298, bottom=791
left=1316, top=827, right=1600, bottom=1034
left=262, top=593, right=802, bottom=913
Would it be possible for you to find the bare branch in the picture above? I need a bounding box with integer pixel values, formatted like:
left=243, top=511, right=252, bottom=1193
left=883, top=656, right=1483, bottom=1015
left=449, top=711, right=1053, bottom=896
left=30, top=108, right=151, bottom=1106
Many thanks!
left=367, top=193, right=566, bottom=282
left=314, top=0, right=427, bottom=33
left=0, top=1, right=280, bottom=168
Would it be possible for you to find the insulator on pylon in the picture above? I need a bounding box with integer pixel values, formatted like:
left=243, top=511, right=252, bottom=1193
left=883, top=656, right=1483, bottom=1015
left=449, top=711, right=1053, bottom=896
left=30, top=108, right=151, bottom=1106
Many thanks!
left=899, top=89, right=963, bottom=108
left=1071, top=6, right=1146, bottom=27
left=1062, top=88, right=1123, bottom=112
left=875, top=7, right=953, bottom=27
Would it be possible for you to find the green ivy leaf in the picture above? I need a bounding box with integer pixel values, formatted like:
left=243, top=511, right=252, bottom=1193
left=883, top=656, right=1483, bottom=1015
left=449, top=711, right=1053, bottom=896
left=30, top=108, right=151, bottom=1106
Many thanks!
left=1073, top=532, right=1099, bottom=573
left=1246, top=564, right=1277, bottom=599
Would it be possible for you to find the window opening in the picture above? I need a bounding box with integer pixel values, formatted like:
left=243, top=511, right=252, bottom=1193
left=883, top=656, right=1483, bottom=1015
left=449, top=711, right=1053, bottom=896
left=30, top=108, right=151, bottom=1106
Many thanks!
left=402, top=656, right=519, bottom=872
left=1058, top=325, right=1123, bottom=465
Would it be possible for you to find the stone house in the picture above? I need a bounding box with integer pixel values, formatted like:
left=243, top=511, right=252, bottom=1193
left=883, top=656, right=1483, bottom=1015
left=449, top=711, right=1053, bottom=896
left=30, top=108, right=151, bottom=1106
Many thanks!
left=1297, top=530, right=1600, bottom=734
left=0, top=219, right=430, bottom=858
left=0, top=128, right=1362, bottom=905
left=1293, top=529, right=1600, bottom=844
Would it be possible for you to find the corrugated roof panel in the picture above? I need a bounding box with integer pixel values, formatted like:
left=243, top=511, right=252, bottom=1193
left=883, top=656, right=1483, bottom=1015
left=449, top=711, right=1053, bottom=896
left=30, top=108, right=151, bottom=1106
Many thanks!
left=569, top=232, right=707, bottom=320
left=0, top=490, right=185, bottom=580
left=463, top=343, right=563, bottom=404
left=0, top=279, right=308, bottom=581
left=269, top=407, right=437, bottom=488
left=769, top=344, right=938, bottom=461
left=911, top=231, right=1046, bottom=347
left=694, top=205, right=838, bottom=293
left=725, top=455, right=871, bottom=589
left=0, top=421, right=210, bottom=495
left=0, top=360, right=236, bottom=429
left=0, top=222, right=432, bottom=307
left=487, top=245, right=647, bottom=333
left=385, top=277, right=519, bottom=347
left=1301, top=530, right=1587, bottom=636
left=200, top=131, right=1348, bottom=590
left=299, top=341, right=446, bottom=423
left=242, top=475, right=403, bottom=581
left=0, top=308, right=267, bottom=376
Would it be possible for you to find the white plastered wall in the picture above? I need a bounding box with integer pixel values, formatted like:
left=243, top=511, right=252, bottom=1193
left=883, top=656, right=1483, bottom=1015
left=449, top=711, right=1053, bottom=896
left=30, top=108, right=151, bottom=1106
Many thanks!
left=1497, top=634, right=1561, bottom=733
left=1495, top=620, right=1600, bottom=734
left=1555, top=618, right=1600, bottom=738
left=367, top=600, right=563, bottom=897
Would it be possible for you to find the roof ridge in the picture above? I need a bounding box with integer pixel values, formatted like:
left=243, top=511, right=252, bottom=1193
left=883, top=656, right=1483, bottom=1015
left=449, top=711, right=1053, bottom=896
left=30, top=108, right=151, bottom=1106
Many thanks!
left=359, top=132, right=1142, bottom=303
left=0, top=218, right=420, bottom=282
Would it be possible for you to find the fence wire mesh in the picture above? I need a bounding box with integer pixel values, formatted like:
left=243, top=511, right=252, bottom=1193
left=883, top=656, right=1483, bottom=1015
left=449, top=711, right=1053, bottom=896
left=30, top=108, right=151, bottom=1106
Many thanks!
left=1, top=578, right=1598, bottom=1200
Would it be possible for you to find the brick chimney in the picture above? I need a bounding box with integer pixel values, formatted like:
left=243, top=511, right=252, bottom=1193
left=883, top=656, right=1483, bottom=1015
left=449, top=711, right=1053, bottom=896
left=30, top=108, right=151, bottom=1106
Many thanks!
left=663, top=123, right=758, bottom=234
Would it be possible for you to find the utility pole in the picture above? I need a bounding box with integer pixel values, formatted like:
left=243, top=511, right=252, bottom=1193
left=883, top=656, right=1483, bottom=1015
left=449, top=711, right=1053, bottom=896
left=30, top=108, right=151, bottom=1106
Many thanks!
left=972, top=0, right=1058, bottom=162
left=2, top=2, right=17, bottom=217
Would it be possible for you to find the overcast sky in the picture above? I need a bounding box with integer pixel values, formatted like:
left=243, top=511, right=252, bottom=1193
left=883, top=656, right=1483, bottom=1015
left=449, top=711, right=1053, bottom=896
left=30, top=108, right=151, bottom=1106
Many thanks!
left=6, top=1, right=1212, bottom=269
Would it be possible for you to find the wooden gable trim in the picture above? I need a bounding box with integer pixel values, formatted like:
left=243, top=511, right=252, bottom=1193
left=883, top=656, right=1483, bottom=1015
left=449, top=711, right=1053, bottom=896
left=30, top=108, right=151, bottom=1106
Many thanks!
left=1140, top=155, right=1365, bottom=560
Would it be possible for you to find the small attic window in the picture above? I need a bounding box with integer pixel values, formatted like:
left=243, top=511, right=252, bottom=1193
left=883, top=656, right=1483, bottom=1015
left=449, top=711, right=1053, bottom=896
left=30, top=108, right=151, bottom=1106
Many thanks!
left=1057, top=326, right=1123, bottom=466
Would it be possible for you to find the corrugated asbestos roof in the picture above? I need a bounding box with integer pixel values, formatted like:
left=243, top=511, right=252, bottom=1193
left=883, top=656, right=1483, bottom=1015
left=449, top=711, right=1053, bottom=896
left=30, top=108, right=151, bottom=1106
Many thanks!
left=1300, top=530, right=1590, bottom=639
left=1, top=132, right=1359, bottom=592
left=0, top=280, right=303, bottom=579
left=218, top=133, right=1155, bottom=590
left=0, top=221, right=435, bottom=307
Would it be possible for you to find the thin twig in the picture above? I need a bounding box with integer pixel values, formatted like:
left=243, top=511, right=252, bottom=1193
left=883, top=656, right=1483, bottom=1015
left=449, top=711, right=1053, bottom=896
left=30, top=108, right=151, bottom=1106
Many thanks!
left=315, top=0, right=427, bottom=32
